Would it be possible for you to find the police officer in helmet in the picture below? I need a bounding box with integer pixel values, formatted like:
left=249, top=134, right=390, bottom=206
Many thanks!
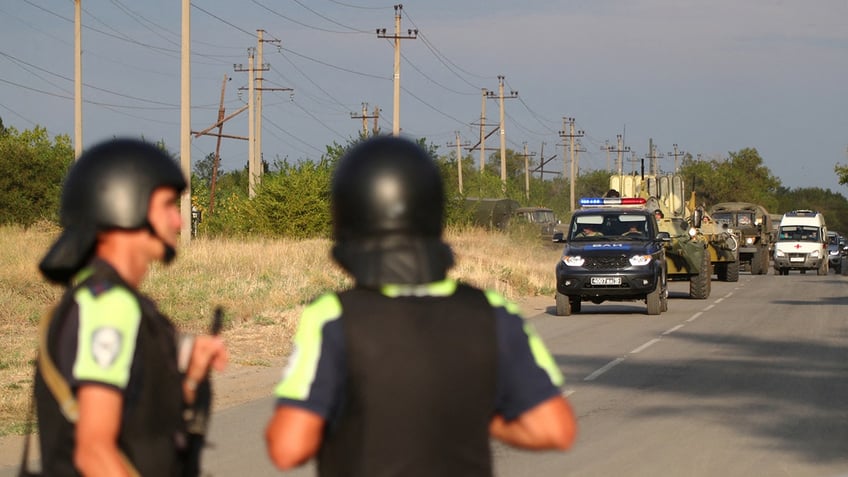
left=36, top=138, right=228, bottom=476
left=265, top=136, right=577, bottom=476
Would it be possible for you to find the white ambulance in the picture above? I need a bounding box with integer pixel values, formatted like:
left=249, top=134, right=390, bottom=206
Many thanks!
left=773, top=210, right=828, bottom=275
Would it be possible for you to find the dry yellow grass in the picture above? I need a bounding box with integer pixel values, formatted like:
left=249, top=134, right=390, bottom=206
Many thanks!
left=0, top=224, right=561, bottom=435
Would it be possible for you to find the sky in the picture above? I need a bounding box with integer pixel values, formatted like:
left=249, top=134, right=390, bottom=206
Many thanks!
left=1, top=0, right=847, bottom=193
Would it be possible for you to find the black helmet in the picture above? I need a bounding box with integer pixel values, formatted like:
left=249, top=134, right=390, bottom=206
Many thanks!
left=331, top=136, right=453, bottom=287
left=39, top=138, right=186, bottom=284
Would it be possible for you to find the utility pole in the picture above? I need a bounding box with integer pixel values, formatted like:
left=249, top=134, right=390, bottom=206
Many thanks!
left=609, top=134, right=631, bottom=175
left=351, top=102, right=380, bottom=137
left=629, top=151, right=640, bottom=174
left=377, top=4, right=417, bottom=136
left=254, top=30, right=284, bottom=185
left=532, top=141, right=559, bottom=180
left=574, top=139, right=587, bottom=176
left=601, top=140, right=612, bottom=172
left=668, top=143, right=684, bottom=173
left=559, top=117, right=584, bottom=211
left=447, top=132, right=470, bottom=194
left=180, top=0, right=191, bottom=244
left=488, top=75, right=518, bottom=186
left=646, top=138, right=664, bottom=176
left=519, top=142, right=536, bottom=200
left=209, top=75, right=228, bottom=215
left=472, top=88, right=499, bottom=172
left=74, top=0, right=82, bottom=159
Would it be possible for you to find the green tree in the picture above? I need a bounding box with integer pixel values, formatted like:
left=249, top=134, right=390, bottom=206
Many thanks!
left=0, top=125, right=73, bottom=225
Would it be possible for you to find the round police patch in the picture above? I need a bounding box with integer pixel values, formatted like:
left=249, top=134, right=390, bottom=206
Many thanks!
left=91, top=327, right=123, bottom=368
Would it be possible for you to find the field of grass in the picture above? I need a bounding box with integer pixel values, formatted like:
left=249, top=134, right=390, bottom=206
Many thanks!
left=0, top=223, right=561, bottom=435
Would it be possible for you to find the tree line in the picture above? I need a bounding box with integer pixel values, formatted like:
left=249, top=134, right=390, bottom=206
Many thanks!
left=3, top=118, right=848, bottom=235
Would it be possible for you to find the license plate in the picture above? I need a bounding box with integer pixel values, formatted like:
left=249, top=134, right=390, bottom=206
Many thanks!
left=790, top=257, right=805, bottom=262
left=591, top=276, right=622, bottom=285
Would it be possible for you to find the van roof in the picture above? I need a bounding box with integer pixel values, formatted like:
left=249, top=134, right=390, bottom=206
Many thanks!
left=784, top=210, right=819, bottom=217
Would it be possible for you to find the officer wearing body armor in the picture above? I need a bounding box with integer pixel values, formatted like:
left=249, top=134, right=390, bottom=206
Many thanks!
left=35, top=138, right=228, bottom=476
left=265, top=136, right=577, bottom=477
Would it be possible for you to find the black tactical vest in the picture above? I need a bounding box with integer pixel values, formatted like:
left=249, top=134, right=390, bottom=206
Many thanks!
left=35, top=263, right=187, bottom=476
left=318, top=284, right=498, bottom=477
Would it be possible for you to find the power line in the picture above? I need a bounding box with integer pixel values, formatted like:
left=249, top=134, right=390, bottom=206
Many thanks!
left=290, top=0, right=372, bottom=33
left=251, top=0, right=362, bottom=34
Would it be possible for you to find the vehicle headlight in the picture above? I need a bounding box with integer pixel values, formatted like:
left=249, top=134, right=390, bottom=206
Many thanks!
left=829, top=250, right=840, bottom=256
left=745, top=237, right=754, bottom=245
left=775, top=249, right=785, bottom=257
left=688, top=228, right=697, bottom=237
left=629, top=255, right=652, bottom=266
left=562, top=255, right=585, bottom=266
left=811, top=249, right=821, bottom=258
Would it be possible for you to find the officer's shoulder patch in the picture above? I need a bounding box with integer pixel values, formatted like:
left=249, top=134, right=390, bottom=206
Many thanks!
left=91, top=326, right=124, bottom=368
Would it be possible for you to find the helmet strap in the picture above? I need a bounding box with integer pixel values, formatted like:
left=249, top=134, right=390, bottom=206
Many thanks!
left=145, top=222, right=177, bottom=264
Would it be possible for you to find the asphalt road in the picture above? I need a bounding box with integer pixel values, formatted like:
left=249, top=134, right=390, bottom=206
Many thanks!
left=5, top=270, right=848, bottom=476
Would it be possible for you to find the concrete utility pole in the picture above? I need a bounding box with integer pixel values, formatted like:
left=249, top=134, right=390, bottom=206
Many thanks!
left=609, top=134, right=631, bottom=175
left=559, top=117, right=584, bottom=212
left=472, top=88, right=499, bottom=172
left=180, top=0, right=191, bottom=244
left=351, top=102, right=380, bottom=137
left=490, top=75, right=518, bottom=186
left=646, top=138, right=664, bottom=176
left=254, top=30, right=284, bottom=185
left=377, top=4, right=417, bottom=136
left=574, top=139, right=587, bottom=176
left=520, top=142, right=536, bottom=200
left=74, top=0, right=82, bottom=159
left=668, top=143, right=684, bottom=173
left=447, top=132, right=470, bottom=194
left=601, top=140, right=612, bottom=172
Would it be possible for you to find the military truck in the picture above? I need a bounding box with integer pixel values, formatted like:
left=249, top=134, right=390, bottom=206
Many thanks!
left=464, top=198, right=519, bottom=231
left=513, top=206, right=559, bottom=241
left=707, top=202, right=772, bottom=275
left=610, top=173, right=712, bottom=298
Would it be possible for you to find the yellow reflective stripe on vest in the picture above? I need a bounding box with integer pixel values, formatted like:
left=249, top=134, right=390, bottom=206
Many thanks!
left=73, top=286, right=141, bottom=389
left=275, top=293, right=342, bottom=401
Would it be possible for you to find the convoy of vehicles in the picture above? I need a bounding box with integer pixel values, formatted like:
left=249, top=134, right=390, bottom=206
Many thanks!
left=773, top=210, right=828, bottom=275
left=553, top=197, right=669, bottom=316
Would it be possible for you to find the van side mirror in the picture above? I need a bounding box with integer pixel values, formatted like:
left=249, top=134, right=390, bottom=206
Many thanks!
left=552, top=231, right=565, bottom=243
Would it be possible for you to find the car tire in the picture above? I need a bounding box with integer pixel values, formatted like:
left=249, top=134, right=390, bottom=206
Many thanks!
left=646, top=284, right=662, bottom=315
left=555, top=292, right=572, bottom=316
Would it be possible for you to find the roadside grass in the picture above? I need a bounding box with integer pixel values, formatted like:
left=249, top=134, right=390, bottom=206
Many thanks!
left=0, top=223, right=561, bottom=435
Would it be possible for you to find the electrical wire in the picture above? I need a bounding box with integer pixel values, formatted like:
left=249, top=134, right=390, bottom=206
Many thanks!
left=289, top=0, right=373, bottom=33
left=251, top=0, right=361, bottom=34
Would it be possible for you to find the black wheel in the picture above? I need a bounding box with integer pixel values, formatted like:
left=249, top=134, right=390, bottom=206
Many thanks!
left=715, top=263, right=727, bottom=281
left=555, top=292, right=572, bottom=316
left=646, top=284, right=662, bottom=315
left=725, top=260, right=739, bottom=282
left=689, top=248, right=711, bottom=299
left=751, top=251, right=763, bottom=275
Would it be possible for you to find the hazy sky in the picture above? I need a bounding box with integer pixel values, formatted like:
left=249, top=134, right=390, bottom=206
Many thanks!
left=1, top=0, right=846, bottom=192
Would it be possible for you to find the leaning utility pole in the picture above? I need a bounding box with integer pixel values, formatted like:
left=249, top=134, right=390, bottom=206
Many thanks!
left=74, top=0, right=82, bottom=159
left=377, top=4, right=417, bottom=136
left=532, top=141, right=559, bottom=180
left=180, top=0, right=191, bottom=244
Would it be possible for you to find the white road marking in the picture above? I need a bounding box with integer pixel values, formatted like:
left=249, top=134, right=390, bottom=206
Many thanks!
left=687, top=311, right=703, bottom=322
left=584, top=357, right=625, bottom=381
left=562, top=388, right=576, bottom=397
left=631, top=338, right=660, bottom=354
left=715, top=298, right=724, bottom=303
left=663, top=324, right=685, bottom=335
left=704, top=304, right=716, bottom=311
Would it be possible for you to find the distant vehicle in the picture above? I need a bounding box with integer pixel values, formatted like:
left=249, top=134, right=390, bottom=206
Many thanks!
left=553, top=197, right=670, bottom=316
left=773, top=210, right=828, bottom=275
left=463, top=198, right=519, bottom=231
left=708, top=202, right=773, bottom=275
left=826, top=231, right=844, bottom=273
left=513, top=206, right=559, bottom=241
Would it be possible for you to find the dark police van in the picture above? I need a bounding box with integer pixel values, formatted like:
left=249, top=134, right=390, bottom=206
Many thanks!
left=554, top=197, right=670, bottom=316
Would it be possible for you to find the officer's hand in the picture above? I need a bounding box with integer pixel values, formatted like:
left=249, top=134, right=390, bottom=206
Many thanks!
left=184, top=335, right=229, bottom=404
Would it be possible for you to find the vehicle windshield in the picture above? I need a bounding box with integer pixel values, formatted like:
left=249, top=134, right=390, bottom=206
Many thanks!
left=711, top=211, right=755, bottom=227
left=777, top=225, right=820, bottom=242
left=569, top=213, right=650, bottom=241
